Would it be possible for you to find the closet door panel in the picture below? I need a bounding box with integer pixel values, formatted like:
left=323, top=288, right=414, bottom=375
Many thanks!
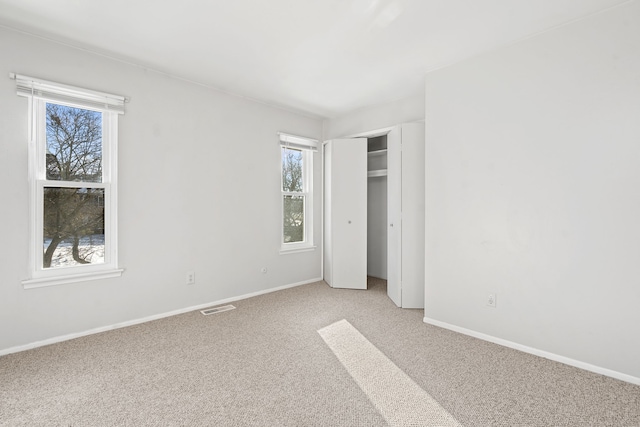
left=326, top=138, right=367, bottom=290
left=387, top=127, right=402, bottom=306
left=400, top=123, right=425, bottom=308
left=323, top=142, right=333, bottom=285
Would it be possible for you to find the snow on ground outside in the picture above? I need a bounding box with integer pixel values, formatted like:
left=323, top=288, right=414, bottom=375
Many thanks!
left=44, top=235, right=105, bottom=268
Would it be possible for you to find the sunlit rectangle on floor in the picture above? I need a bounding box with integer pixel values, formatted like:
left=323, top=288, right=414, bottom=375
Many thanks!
left=318, top=319, right=461, bottom=427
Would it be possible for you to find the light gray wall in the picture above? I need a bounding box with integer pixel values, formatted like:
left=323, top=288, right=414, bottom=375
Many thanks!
left=0, top=27, right=323, bottom=352
left=424, top=2, right=640, bottom=379
left=323, top=93, right=424, bottom=139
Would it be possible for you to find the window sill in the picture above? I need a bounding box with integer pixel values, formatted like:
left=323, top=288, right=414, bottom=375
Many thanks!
left=22, top=268, right=124, bottom=289
left=279, top=245, right=317, bottom=255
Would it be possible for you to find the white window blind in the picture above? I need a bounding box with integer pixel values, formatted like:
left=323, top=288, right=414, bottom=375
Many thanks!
left=10, top=73, right=128, bottom=114
left=278, top=132, right=318, bottom=152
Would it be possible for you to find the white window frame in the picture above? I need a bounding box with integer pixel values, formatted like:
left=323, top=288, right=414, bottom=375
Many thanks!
left=279, top=132, right=317, bottom=254
left=12, top=74, right=127, bottom=288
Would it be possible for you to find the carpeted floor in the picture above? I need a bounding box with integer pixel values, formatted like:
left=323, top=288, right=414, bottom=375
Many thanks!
left=1, top=278, right=639, bottom=426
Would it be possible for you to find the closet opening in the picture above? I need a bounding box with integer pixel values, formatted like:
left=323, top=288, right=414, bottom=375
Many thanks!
left=367, top=135, right=388, bottom=284
left=322, top=122, right=423, bottom=307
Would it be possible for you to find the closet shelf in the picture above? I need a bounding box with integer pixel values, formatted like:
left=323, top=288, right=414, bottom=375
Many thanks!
left=367, top=169, right=387, bottom=178
left=367, top=149, right=387, bottom=157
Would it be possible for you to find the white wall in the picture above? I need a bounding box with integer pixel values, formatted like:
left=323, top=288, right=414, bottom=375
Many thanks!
left=323, top=93, right=423, bottom=139
left=0, top=27, right=323, bottom=353
left=424, top=2, right=640, bottom=380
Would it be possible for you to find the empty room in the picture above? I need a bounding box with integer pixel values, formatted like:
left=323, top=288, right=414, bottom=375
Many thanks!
left=1, top=0, right=639, bottom=425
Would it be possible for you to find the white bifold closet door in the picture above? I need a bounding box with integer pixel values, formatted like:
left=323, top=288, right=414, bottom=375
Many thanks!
left=323, top=138, right=367, bottom=290
left=386, top=127, right=402, bottom=306
left=398, top=123, right=425, bottom=309
left=388, top=123, right=425, bottom=308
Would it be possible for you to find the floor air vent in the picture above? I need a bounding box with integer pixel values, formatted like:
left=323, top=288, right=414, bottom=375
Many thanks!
left=200, top=305, right=236, bottom=315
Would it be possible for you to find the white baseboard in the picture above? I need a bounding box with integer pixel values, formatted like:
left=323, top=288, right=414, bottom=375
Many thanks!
left=0, top=277, right=322, bottom=357
left=423, top=317, right=640, bottom=386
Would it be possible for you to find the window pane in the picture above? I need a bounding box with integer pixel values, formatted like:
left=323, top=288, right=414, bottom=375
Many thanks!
left=43, top=187, right=105, bottom=268
left=283, top=195, right=304, bottom=243
left=282, top=147, right=303, bottom=192
left=46, top=103, right=103, bottom=182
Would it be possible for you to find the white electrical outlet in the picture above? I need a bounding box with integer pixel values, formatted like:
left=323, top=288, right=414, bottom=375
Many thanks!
left=186, top=271, right=195, bottom=285
left=487, top=293, right=497, bottom=308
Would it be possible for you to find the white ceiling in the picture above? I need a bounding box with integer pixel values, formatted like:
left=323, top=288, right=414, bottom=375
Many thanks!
left=0, top=0, right=629, bottom=118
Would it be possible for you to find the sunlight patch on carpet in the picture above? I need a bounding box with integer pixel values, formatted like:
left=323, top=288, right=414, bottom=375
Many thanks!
left=318, top=319, right=461, bottom=427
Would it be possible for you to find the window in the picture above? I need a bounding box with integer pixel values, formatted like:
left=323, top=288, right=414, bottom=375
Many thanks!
left=279, top=132, right=317, bottom=253
left=12, top=74, right=127, bottom=287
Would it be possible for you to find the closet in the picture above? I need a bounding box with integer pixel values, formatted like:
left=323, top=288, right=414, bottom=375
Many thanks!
left=323, top=123, right=425, bottom=308
left=366, top=135, right=388, bottom=283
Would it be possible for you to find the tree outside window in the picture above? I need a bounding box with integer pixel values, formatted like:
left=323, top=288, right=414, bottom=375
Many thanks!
left=282, top=147, right=304, bottom=243
left=43, top=103, right=105, bottom=268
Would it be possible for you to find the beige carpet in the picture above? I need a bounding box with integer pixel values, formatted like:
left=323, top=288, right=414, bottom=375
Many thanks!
left=1, top=277, right=639, bottom=426
left=319, top=319, right=461, bottom=426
